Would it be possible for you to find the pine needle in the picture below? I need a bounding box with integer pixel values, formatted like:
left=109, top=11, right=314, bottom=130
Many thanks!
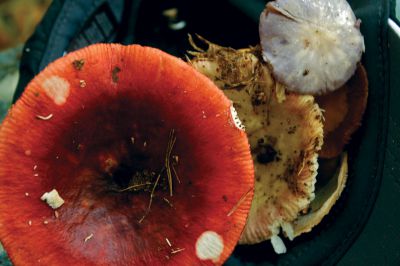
left=227, top=187, right=252, bottom=217
left=165, top=129, right=177, bottom=196
left=138, top=167, right=165, bottom=223
left=172, top=164, right=181, bottom=184
left=118, top=182, right=153, bottom=192
left=138, top=129, right=179, bottom=223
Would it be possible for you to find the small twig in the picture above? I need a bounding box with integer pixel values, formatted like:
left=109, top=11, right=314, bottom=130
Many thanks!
left=227, top=187, right=252, bottom=217
left=84, top=233, right=93, bottom=243
left=138, top=168, right=165, bottom=223
left=297, top=159, right=306, bottom=176
left=118, top=182, right=153, bottom=192
left=188, top=34, right=205, bottom=52
left=137, top=129, right=179, bottom=223
left=171, top=248, right=185, bottom=254
left=163, top=197, right=174, bottom=208
left=165, top=238, right=172, bottom=247
left=171, top=164, right=181, bottom=184
left=36, top=114, right=53, bottom=120
left=165, top=130, right=177, bottom=196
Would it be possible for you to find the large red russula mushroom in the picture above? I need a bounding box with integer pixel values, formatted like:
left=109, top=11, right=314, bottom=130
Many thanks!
left=0, top=44, right=254, bottom=265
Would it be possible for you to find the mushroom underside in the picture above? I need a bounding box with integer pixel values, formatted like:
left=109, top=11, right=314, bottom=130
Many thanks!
left=189, top=42, right=324, bottom=245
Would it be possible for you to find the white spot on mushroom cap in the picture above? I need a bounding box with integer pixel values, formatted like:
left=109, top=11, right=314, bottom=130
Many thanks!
left=42, top=76, right=70, bottom=105
left=230, top=105, right=245, bottom=131
left=40, top=189, right=64, bottom=209
left=195, top=231, right=224, bottom=262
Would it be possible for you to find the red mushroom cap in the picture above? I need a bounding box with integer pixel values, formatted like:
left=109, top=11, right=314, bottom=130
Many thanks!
left=316, top=64, right=368, bottom=158
left=0, top=44, right=254, bottom=265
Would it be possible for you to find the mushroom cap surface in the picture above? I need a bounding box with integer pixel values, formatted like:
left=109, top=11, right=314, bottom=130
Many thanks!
left=0, top=44, right=254, bottom=265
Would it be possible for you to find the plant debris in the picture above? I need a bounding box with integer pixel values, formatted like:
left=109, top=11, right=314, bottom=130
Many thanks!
left=135, top=129, right=179, bottom=223
left=165, top=129, right=177, bottom=196
left=163, top=197, right=174, bottom=208
left=227, top=187, right=252, bottom=217
left=138, top=169, right=165, bottom=224
left=36, top=113, right=53, bottom=120
left=40, top=189, right=64, bottom=209
left=112, top=66, right=121, bottom=83
left=72, top=59, right=85, bottom=70
left=79, top=80, right=86, bottom=88
left=171, top=248, right=185, bottom=254
left=84, top=233, right=94, bottom=243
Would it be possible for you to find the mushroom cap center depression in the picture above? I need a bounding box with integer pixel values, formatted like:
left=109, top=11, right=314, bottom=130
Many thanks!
left=37, top=93, right=231, bottom=263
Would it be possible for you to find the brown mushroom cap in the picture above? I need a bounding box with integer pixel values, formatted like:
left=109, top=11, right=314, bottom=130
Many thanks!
left=189, top=41, right=323, bottom=245
left=0, top=44, right=254, bottom=265
left=316, top=64, right=368, bottom=158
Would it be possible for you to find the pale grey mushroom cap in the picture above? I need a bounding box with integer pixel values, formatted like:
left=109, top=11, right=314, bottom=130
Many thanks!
left=260, top=0, right=365, bottom=94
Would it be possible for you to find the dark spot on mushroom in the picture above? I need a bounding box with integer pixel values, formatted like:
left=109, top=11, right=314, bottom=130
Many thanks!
left=222, top=195, right=228, bottom=202
left=34, top=92, right=40, bottom=97
left=256, top=144, right=277, bottom=164
left=251, top=91, right=267, bottom=106
left=233, top=102, right=242, bottom=109
left=280, top=38, right=288, bottom=45
left=302, top=69, right=309, bottom=76
left=287, top=125, right=297, bottom=134
left=109, top=160, right=154, bottom=191
left=112, top=66, right=121, bottom=83
left=72, top=59, right=85, bottom=70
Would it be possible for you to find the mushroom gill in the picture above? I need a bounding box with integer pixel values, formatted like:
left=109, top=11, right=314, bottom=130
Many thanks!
left=189, top=39, right=323, bottom=247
